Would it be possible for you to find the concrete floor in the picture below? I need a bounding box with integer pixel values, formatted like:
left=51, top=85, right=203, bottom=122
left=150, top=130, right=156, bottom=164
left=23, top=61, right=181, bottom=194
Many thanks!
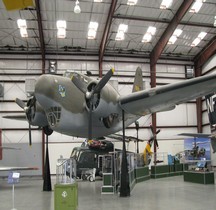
left=0, top=175, right=216, bottom=210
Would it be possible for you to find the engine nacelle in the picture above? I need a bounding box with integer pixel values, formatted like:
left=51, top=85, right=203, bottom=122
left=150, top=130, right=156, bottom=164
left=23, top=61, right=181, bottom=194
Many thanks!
left=29, top=101, right=49, bottom=127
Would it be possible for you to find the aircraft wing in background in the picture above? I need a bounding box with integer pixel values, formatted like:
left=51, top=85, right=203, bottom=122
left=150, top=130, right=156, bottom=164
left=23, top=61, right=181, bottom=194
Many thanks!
left=0, top=146, right=21, bottom=150
left=178, top=133, right=210, bottom=138
left=0, top=166, right=39, bottom=172
left=107, top=133, right=145, bottom=142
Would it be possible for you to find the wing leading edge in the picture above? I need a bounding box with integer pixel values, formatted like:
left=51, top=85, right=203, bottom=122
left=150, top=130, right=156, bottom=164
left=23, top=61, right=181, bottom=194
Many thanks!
left=119, top=73, right=216, bottom=116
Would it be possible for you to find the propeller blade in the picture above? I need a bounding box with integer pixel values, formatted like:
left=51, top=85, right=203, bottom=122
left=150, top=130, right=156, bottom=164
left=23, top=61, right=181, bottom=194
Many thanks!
left=29, top=123, right=32, bottom=146
left=15, top=98, right=25, bottom=109
left=156, top=129, right=161, bottom=135
left=93, top=68, right=114, bottom=94
left=88, top=100, right=93, bottom=141
left=72, top=74, right=87, bottom=93
left=155, top=139, right=159, bottom=148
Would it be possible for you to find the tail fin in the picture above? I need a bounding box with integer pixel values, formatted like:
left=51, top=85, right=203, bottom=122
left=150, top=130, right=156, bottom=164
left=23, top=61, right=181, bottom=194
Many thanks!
left=205, top=93, right=216, bottom=153
left=132, top=67, right=143, bottom=93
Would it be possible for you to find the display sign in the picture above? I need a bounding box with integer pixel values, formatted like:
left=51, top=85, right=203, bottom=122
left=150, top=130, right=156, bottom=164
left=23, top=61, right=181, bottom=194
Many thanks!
left=8, top=172, right=20, bottom=184
left=184, top=138, right=211, bottom=161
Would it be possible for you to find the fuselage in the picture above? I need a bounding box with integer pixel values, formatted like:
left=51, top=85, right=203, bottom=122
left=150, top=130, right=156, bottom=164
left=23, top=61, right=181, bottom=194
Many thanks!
left=34, top=72, right=139, bottom=138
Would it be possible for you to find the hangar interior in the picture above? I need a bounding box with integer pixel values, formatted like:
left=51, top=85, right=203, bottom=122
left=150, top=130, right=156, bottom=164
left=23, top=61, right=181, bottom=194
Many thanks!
left=0, top=0, right=216, bottom=210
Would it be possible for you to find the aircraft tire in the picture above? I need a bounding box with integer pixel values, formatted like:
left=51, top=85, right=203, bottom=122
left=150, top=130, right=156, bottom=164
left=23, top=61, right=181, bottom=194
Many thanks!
left=89, top=176, right=94, bottom=182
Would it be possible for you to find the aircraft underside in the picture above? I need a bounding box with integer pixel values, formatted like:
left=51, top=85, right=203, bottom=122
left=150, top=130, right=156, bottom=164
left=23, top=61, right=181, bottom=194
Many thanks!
left=49, top=108, right=140, bottom=138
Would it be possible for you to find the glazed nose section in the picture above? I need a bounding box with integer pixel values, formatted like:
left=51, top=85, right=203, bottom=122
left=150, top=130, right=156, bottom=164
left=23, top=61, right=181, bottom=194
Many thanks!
left=35, top=74, right=54, bottom=102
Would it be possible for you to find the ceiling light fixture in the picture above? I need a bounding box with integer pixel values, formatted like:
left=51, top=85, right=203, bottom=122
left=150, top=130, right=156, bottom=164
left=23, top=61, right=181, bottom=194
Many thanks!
left=56, top=20, right=67, bottom=38
left=94, top=0, right=102, bottom=2
left=168, top=28, right=182, bottom=44
left=142, top=26, right=156, bottom=43
left=189, top=0, right=205, bottom=13
left=56, top=20, right=66, bottom=29
left=115, top=24, right=128, bottom=41
left=160, top=0, right=173, bottom=9
left=74, top=0, right=81, bottom=14
left=20, top=28, right=28, bottom=38
left=17, top=19, right=27, bottom=28
left=87, top=21, right=98, bottom=39
left=57, top=28, right=66, bottom=39
left=191, top=31, right=207, bottom=47
left=17, top=19, right=28, bottom=38
left=214, top=16, right=216, bottom=27
left=127, top=0, right=138, bottom=6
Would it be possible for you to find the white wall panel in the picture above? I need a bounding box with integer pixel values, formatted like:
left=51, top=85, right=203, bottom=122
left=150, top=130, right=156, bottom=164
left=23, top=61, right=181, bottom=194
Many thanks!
left=0, top=102, right=21, bottom=110
left=49, top=143, right=79, bottom=174
left=1, top=117, right=29, bottom=129
left=2, top=130, right=42, bottom=144
left=156, top=64, right=185, bottom=79
left=202, top=54, right=216, bottom=74
left=2, top=83, right=26, bottom=100
left=0, top=143, right=42, bottom=176
left=157, top=104, right=197, bottom=126
left=0, top=60, right=42, bottom=72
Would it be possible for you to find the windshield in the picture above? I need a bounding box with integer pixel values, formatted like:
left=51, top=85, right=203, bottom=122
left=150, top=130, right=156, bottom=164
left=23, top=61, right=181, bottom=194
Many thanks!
left=71, top=148, right=80, bottom=160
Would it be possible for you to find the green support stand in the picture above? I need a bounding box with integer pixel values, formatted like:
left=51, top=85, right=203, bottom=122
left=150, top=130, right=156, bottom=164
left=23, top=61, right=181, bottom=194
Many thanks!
left=101, top=173, right=114, bottom=194
left=54, top=183, right=78, bottom=210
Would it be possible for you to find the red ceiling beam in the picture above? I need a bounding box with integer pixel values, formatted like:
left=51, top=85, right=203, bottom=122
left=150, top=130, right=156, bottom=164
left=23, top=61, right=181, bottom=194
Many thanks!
left=150, top=0, right=194, bottom=65
left=113, top=14, right=214, bottom=28
left=35, top=0, right=46, bottom=74
left=99, top=0, right=117, bottom=77
left=194, top=35, right=216, bottom=69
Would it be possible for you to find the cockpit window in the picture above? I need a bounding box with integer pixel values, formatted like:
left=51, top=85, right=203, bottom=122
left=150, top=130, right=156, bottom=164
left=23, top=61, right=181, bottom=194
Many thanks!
left=63, top=71, right=88, bottom=85
left=63, top=71, right=74, bottom=78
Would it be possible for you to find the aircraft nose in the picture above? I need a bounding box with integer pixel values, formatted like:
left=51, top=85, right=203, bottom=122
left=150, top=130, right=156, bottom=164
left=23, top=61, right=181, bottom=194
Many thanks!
left=35, top=74, right=55, bottom=100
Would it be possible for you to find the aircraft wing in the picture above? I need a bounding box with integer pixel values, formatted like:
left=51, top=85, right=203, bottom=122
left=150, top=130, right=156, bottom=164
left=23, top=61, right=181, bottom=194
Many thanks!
left=0, top=146, right=21, bottom=150
left=119, top=74, right=216, bottom=116
left=0, top=166, right=39, bottom=171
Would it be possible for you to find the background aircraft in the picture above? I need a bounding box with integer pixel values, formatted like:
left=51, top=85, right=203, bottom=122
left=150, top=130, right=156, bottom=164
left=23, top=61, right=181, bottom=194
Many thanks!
left=4, top=67, right=216, bottom=145
left=179, top=93, right=216, bottom=153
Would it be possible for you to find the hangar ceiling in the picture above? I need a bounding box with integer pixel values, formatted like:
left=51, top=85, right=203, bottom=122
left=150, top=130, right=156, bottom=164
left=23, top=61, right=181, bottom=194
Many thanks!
left=0, top=0, right=216, bottom=64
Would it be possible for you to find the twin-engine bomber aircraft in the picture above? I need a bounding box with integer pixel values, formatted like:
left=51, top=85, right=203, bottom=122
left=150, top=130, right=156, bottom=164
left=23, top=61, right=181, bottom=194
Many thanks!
left=4, top=67, right=216, bottom=143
